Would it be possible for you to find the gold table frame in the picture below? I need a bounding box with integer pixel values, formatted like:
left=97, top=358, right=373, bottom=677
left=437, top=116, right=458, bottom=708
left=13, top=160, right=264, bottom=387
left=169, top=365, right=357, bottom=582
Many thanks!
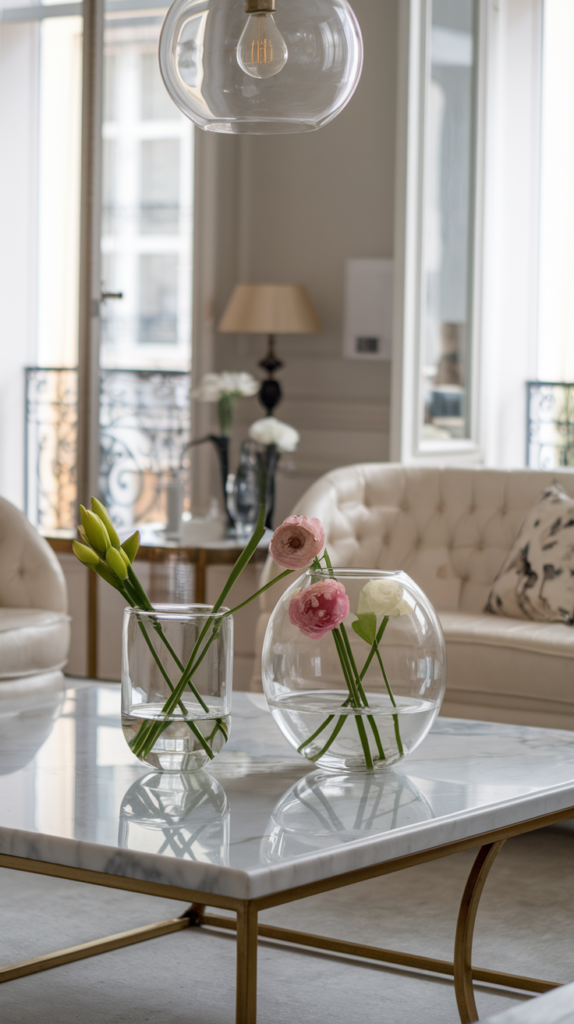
left=1, top=804, right=572, bottom=1023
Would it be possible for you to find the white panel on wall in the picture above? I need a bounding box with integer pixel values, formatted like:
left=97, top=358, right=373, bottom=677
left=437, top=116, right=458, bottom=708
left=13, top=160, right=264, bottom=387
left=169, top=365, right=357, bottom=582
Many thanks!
left=343, top=258, right=393, bottom=361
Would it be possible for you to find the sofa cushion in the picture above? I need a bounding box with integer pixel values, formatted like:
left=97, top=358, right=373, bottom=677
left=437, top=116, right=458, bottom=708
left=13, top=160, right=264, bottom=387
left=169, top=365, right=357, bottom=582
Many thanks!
left=440, top=611, right=574, bottom=709
left=0, top=608, right=70, bottom=679
left=486, top=484, right=574, bottom=623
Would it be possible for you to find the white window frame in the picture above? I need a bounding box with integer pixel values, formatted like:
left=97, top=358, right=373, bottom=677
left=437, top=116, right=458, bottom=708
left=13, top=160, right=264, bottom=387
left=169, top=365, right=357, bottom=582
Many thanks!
left=391, top=0, right=491, bottom=465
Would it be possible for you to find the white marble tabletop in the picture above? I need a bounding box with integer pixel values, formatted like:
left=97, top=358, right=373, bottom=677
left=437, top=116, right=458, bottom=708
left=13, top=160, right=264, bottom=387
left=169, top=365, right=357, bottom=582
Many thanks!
left=483, top=981, right=574, bottom=1023
left=0, top=683, right=573, bottom=901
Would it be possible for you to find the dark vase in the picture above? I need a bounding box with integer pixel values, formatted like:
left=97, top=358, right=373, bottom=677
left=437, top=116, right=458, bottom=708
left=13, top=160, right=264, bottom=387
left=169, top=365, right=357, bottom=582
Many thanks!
left=208, top=435, right=234, bottom=528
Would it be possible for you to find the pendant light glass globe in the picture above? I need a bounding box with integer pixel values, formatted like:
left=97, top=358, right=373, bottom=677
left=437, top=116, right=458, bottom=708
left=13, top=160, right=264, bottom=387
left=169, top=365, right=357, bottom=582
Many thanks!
left=158, top=0, right=364, bottom=134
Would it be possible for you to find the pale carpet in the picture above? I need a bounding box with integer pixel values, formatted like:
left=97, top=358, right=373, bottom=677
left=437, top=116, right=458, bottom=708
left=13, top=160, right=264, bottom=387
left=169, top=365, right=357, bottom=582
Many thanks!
left=0, top=824, right=572, bottom=1024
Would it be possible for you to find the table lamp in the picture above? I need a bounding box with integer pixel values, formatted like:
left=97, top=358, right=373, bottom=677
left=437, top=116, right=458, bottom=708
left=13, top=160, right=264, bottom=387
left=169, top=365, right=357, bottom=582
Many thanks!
left=218, top=284, right=321, bottom=413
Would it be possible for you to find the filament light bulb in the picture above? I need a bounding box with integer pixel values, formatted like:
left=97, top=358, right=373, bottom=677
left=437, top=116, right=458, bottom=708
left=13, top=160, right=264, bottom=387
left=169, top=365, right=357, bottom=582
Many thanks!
left=237, top=11, right=288, bottom=80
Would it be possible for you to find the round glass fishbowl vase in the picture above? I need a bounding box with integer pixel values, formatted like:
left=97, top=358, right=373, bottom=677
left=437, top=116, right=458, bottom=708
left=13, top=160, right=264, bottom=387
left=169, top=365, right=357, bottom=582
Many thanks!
left=158, top=0, right=363, bottom=134
left=262, top=569, right=446, bottom=773
left=122, top=604, right=232, bottom=772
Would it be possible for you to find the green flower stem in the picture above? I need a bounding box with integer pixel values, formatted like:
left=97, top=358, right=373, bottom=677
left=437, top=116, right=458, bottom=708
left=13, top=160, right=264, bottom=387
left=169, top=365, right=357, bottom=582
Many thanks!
left=123, top=567, right=213, bottom=716
left=218, top=392, right=234, bottom=436
left=131, top=617, right=214, bottom=761
left=296, top=567, right=393, bottom=766
left=138, top=566, right=294, bottom=757
left=339, top=623, right=386, bottom=762
left=120, top=573, right=213, bottom=738
left=297, top=715, right=335, bottom=752
left=359, top=616, right=390, bottom=680
left=127, top=565, right=153, bottom=609
left=133, top=504, right=267, bottom=761
left=331, top=628, right=373, bottom=768
left=222, top=569, right=294, bottom=618
left=331, top=628, right=361, bottom=707
left=374, top=644, right=404, bottom=756
left=117, top=579, right=215, bottom=759
left=323, top=548, right=380, bottom=765
left=298, top=697, right=352, bottom=755
left=335, top=618, right=384, bottom=757
left=307, top=714, right=348, bottom=761
left=355, top=717, right=374, bottom=768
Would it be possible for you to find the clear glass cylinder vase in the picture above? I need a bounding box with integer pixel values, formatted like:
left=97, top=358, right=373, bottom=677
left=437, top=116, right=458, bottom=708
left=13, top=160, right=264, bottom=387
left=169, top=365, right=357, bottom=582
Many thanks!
left=262, top=569, right=446, bottom=773
left=122, top=604, right=233, bottom=772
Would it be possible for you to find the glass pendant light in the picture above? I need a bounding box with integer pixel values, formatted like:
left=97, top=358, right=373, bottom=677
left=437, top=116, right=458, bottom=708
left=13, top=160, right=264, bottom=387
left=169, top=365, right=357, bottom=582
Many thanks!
left=158, top=0, right=363, bottom=134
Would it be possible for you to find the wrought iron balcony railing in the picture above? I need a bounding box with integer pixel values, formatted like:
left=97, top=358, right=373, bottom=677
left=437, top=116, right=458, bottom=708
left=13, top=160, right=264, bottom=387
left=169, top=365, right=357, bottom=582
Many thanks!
left=25, top=367, right=190, bottom=531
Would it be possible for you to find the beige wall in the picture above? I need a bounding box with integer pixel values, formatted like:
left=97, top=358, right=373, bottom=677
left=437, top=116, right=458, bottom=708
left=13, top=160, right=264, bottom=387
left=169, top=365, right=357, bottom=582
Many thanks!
left=195, top=0, right=399, bottom=523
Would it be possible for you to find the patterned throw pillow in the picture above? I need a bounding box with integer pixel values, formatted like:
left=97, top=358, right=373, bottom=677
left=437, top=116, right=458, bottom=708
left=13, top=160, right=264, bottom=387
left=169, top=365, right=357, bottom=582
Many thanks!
left=486, top=483, right=574, bottom=623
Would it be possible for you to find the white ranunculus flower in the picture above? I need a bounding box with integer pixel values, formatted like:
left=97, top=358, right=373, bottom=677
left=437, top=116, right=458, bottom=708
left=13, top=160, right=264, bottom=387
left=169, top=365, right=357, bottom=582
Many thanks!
left=192, top=372, right=259, bottom=402
left=249, top=416, right=300, bottom=453
left=357, top=578, right=413, bottom=618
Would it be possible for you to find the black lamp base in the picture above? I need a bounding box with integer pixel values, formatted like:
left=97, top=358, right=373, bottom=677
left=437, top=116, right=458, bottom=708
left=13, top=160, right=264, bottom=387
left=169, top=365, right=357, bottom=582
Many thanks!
left=258, top=334, right=283, bottom=415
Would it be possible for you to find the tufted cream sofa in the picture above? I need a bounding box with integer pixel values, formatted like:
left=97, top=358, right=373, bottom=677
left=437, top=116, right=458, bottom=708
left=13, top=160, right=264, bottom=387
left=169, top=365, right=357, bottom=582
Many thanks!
left=253, top=464, right=574, bottom=730
left=0, top=497, right=70, bottom=697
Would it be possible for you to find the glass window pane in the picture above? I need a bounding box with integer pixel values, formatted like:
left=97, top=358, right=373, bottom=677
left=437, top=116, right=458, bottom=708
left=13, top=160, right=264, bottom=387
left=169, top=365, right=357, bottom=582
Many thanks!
left=141, top=50, right=178, bottom=120
left=100, top=10, right=193, bottom=373
left=0, top=12, right=82, bottom=522
left=100, top=9, right=193, bottom=530
left=420, top=0, right=478, bottom=445
left=139, top=253, right=178, bottom=344
left=140, top=138, right=180, bottom=234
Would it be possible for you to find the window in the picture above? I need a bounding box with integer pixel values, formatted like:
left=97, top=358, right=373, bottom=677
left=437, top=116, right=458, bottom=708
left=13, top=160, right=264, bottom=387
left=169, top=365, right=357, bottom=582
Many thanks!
left=100, top=11, right=193, bottom=373
left=0, top=0, right=194, bottom=528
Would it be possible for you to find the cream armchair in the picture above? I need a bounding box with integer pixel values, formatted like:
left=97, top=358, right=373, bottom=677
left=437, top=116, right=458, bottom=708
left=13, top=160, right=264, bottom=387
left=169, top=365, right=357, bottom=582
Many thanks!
left=253, top=464, right=574, bottom=730
left=0, top=497, right=70, bottom=697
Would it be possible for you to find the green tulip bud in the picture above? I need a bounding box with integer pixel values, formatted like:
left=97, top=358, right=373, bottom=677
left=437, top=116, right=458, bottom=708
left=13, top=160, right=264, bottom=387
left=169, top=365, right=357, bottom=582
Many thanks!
left=119, top=547, right=131, bottom=568
left=121, top=530, right=140, bottom=564
left=80, top=506, right=110, bottom=554
left=77, top=525, right=90, bottom=547
left=72, top=541, right=100, bottom=568
left=106, top=546, right=128, bottom=581
left=91, top=497, right=121, bottom=548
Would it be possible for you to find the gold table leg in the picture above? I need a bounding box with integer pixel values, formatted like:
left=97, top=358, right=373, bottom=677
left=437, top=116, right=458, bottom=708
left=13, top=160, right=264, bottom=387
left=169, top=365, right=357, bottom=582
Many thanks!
left=0, top=916, right=191, bottom=983
left=236, top=903, right=258, bottom=1024
left=454, top=840, right=506, bottom=1023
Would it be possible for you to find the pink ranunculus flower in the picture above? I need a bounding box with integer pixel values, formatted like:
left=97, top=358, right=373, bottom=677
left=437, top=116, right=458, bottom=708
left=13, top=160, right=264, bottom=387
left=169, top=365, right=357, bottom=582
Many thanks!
left=269, top=515, right=326, bottom=570
left=289, top=579, right=350, bottom=639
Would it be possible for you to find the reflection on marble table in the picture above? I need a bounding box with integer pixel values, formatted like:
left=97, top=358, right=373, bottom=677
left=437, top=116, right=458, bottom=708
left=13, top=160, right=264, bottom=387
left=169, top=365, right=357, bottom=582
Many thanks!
left=0, top=686, right=573, bottom=900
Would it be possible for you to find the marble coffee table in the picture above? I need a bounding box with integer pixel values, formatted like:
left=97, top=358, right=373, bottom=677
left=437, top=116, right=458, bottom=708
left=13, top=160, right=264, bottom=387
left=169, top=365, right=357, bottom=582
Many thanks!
left=483, top=981, right=574, bottom=1022
left=0, top=682, right=573, bottom=1024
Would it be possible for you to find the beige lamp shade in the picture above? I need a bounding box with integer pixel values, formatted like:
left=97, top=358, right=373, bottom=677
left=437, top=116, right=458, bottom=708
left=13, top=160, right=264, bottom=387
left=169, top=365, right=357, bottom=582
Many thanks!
left=218, top=284, right=321, bottom=335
